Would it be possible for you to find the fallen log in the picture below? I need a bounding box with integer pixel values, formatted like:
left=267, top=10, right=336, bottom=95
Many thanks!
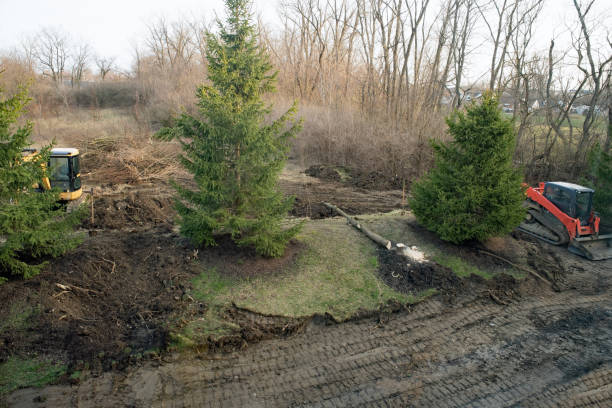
left=323, top=202, right=391, bottom=249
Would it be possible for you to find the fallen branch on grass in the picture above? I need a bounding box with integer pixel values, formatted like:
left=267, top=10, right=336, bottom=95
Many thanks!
left=478, top=249, right=552, bottom=286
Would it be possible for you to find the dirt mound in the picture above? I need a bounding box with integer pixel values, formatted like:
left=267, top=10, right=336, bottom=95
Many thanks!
left=376, top=248, right=460, bottom=293
left=290, top=197, right=335, bottom=219
left=0, top=226, right=311, bottom=376
left=84, top=189, right=175, bottom=230
left=0, top=227, right=198, bottom=371
left=305, top=165, right=345, bottom=182
left=376, top=248, right=519, bottom=304
left=200, top=307, right=308, bottom=353
left=197, top=235, right=304, bottom=279
left=305, top=164, right=402, bottom=191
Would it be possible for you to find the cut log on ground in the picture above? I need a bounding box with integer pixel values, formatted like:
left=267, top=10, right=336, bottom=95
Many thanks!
left=322, top=202, right=428, bottom=263
left=323, top=202, right=392, bottom=249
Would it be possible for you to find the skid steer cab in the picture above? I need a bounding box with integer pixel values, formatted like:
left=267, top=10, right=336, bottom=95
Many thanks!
left=519, top=181, right=612, bottom=260
left=22, top=148, right=83, bottom=204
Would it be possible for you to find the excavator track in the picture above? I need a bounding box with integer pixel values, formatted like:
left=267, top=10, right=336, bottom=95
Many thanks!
left=518, top=208, right=569, bottom=245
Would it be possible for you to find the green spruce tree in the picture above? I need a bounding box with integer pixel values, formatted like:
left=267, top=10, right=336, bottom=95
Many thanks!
left=409, top=93, right=525, bottom=243
left=584, top=144, right=612, bottom=231
left=0, top=85, right=84, bottom=282
left=156, top=0, right=302, bottom=257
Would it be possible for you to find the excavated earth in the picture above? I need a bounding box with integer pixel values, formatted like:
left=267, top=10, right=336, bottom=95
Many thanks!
left=2, top=163, right=612, bottom=407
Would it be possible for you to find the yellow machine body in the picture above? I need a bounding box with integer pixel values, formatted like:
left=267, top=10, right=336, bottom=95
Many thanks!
left=21, top=148, right=83, bottom=202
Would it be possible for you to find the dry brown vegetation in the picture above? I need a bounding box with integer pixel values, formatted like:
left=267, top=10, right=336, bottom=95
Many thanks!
left=1, top=0, right=610, bottom=187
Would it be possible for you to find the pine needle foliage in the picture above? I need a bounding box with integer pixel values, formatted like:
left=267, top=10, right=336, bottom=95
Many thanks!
left=156, top=0, right=302, bottom=257
left=0, top=85, right=85, bottom=283
left=409, top=93, right=525, bottom=243
left=584, top=144, right=612, bottom=228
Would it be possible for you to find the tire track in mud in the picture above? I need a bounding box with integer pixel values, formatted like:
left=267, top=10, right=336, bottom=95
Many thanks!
left=7, top=291, right=611, bottom=408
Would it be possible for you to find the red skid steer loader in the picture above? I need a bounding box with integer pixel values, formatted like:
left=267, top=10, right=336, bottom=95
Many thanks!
left=519, top=182, right=612, bottom=260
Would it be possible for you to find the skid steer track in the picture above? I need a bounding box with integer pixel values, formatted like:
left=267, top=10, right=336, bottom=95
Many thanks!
left=518, top=209, right=569, bottom=245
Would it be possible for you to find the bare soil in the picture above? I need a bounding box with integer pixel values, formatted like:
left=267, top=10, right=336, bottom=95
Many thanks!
left=2, top=162, right=611, bottom=407
left=0, top=226, right=194, bottom=372
left=8, top=259, right=610, bottom=407
left=376, top=248, right=520, bottom=305
left=282, top=162, right=404, bottom=218
left=305, top=164, right=403, bottom=190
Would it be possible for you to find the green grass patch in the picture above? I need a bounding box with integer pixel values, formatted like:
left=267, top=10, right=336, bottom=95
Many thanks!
left=225, top=220, right=411, bottom=321
left=407, top=288, right=438, bottom=303
left=433, top=254, right=492, bottom=279
left=175, top=218, right=412, bottom=345
left=0, top=302, right=37, bottom=336
left=0, top=357, right=66, bottom=396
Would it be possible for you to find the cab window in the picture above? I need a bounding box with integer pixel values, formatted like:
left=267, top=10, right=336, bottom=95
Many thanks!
left=575, top=191, right=591, bottom=222
left=71, top=156, right=80, bottom=175
left=71, top=156, right=81, bottom=189
left=49, top=157, right=70, bottom=181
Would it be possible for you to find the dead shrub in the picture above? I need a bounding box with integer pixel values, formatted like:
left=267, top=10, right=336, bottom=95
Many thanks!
left=279, top=97, right=448, bottom=187
left=30, top=107, right=186, bottom=186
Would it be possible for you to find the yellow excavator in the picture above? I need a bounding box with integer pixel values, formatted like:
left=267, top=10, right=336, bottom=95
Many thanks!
left=21, top=148, right=84, bottom=206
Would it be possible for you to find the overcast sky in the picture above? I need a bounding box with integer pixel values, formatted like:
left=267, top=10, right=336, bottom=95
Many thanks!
left=0, top=0, right=276, bottom=70
left=0, top=0, right=610, bottom=79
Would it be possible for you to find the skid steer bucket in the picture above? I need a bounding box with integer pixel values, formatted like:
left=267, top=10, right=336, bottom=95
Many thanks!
left=569, top=234, right=612, bottom=260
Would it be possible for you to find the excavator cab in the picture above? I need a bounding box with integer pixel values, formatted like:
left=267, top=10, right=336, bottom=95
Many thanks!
left=48, top=148, right=82, bottom=201
left=21, top=147, right=83, bottom=203
left=543, top=182, right=594, bottom=225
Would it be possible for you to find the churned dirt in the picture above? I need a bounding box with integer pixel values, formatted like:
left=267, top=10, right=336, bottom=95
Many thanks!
left=2, top=162, right=611, bottom=407
left=305, top=164, right=403, bottom=190
left=0, top=227, right=308, bottom=375
left=375, top=248, right=520, bottom=306
left=283, top=162, right=405, bottom=219
left=0, top=226, right=195, bottom=372
left=8, top=250, right=611, bottom=407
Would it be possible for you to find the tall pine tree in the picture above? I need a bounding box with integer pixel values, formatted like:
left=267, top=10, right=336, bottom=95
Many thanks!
left=409, top=93, right=525, bottom=243
left=156, top=0, right=302, bottom=257
left=0, top=85, right=84, bottom=282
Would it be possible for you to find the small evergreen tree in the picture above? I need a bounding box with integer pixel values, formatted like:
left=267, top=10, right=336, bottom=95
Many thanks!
left=156, top=0, right=302, bottom=257
left=584, top=144, right=612, bottom=229
left=0, top=85, right=84, bottom=282
left=409, top=93, right=525, bottom=243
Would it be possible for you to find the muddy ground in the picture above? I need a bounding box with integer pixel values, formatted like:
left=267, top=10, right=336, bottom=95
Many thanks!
left=2, top=163, right=611, bottom=407
left=7, top=249, right=611, bottom=407
left=283, top=162, right=405, bottom=219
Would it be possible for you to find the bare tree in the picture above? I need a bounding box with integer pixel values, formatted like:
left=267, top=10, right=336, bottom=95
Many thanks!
left=70, top=42, right=89, bottom=88
left=571, top=0, right=612, bottom=169
left=95, top=56, right=115, bottom=80
left=507, top=0, right=543, bottom=148
left=144, top=17, right=196, bottom=71
left=33, top=28, right=69, bottom=84
left=476, top=0, right=542, bottom=91
left=451, top=0, right=476, bottom=108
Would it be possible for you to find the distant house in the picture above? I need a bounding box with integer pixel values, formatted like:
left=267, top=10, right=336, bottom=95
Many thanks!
left=572, top=105, right=590, bottom=115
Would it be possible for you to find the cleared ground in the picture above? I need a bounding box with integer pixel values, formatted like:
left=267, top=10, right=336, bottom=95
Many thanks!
left=7, top=247, right=611, bottom=407
left=2, top=161, right=611, bottom=407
